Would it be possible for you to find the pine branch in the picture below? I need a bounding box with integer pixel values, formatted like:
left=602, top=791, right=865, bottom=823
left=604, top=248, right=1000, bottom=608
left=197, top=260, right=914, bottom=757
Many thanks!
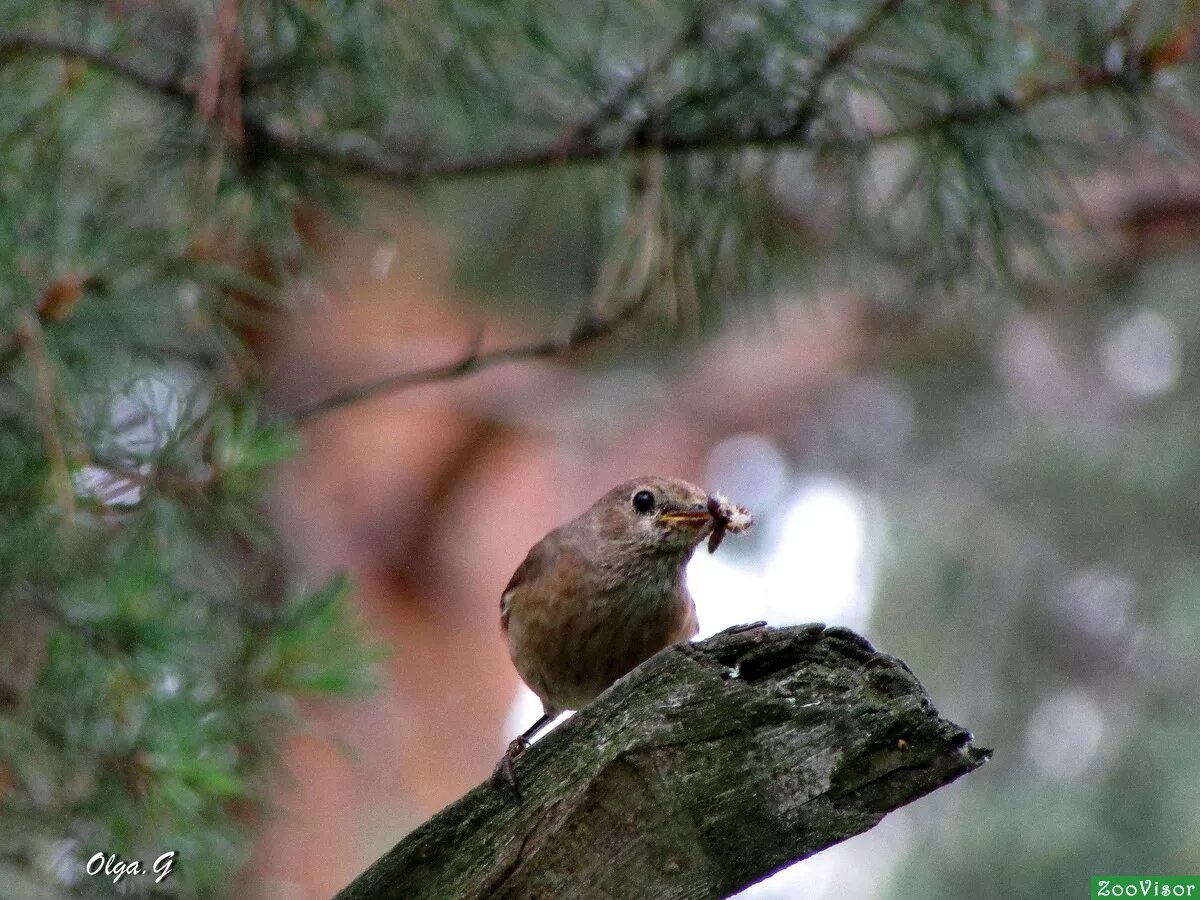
left=0, top=27, right=1161, bottom=187
left=0, top=21, right=1166, bottom=424
left=266, top=63, right=1148, bottom=182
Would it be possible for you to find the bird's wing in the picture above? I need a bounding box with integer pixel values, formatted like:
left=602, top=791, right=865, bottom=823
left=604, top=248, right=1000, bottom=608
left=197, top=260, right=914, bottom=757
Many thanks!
left=499, top=536, right=559, bottom=632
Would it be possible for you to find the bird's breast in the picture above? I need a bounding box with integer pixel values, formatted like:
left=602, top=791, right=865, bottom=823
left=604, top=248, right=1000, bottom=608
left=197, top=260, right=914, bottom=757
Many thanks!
left=505, top=565, right=697, bottom=713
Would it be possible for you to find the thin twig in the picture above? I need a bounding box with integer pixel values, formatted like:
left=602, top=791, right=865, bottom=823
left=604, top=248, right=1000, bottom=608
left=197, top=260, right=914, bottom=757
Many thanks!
left=786, top=0, right=904, bottom=137
left=550, top=7, right=706, bottom=155
left=283, top=292, right=649, bottom=424
left=0, top=30, right=190, bottom=98
left=844, top=65, right=1148, bottom=148
left=0, top=274, right=90, bottom=380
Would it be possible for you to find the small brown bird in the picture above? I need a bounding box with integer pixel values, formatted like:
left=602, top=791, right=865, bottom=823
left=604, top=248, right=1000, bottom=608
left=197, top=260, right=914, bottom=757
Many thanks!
left=496, top=476, right=752, bottom=791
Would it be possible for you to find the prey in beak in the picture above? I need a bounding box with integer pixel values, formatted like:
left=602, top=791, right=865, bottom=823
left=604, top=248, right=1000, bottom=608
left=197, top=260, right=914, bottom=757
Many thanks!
left=658, top=493, right=755, bottom=552
left=705, top=493, right=754, bottom=553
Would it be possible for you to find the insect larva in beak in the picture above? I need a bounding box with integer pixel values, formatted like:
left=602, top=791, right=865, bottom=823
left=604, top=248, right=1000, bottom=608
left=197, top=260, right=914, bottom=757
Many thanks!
left=706, top=493, right=754, bottom=554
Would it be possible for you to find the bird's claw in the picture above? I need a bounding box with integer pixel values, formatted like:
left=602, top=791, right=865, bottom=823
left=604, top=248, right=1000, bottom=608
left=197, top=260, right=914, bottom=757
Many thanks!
left=492, top=736, right=530, bottom=801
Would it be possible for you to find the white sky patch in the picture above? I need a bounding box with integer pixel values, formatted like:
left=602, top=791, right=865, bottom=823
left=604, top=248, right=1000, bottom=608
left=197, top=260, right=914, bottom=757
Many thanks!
left=1100, top=308, right=1181, bottom=399
left=1025, top=689, right=1107, bottom=780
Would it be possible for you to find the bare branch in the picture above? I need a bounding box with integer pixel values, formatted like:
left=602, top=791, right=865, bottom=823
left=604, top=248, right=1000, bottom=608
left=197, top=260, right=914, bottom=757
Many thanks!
left=0, top=29, right=190, bottom=98
left=282, top=293, right=648, bottom=424
left=335, top=624, right=990, bottom=900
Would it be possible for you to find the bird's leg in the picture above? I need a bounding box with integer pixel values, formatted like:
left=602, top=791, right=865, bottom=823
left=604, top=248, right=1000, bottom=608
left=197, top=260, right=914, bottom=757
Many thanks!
left=493, top=711, right=557, bottom=800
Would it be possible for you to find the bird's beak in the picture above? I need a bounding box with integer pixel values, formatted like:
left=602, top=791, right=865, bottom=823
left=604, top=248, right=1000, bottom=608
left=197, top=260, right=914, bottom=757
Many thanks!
left=658, top=504, right=712, bottom=528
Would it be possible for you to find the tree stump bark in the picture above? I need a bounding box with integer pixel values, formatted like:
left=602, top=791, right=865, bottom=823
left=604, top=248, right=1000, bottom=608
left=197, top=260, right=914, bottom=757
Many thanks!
left=336, top=623, right=990, bottom=900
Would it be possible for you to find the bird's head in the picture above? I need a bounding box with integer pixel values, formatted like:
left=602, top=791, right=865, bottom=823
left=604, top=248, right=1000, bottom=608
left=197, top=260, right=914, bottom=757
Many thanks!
left=590, top=476, right=717, bottom=557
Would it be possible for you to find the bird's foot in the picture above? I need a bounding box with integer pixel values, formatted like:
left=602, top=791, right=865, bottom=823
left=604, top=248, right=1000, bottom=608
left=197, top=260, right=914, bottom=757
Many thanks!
left=492, top=736, right=530, bottom=801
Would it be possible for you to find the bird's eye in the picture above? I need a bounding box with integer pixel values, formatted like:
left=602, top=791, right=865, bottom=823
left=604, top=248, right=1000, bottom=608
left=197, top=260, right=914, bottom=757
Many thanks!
left=632, top=490, right=655, bottom=513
